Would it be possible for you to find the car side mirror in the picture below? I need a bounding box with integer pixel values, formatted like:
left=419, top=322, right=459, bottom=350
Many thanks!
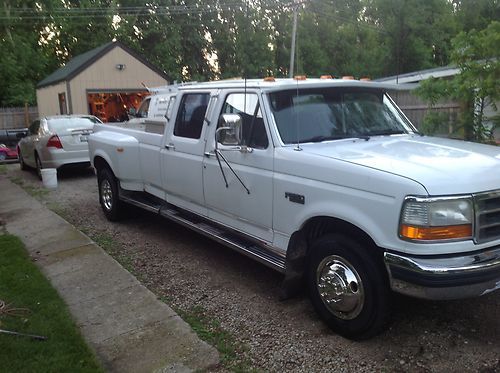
left=217, top=114, right=242, bottom=146
left=128, top=108, right=137, bottom=117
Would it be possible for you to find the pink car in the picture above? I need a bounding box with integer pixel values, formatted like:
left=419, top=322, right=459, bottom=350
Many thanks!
left=0, top=145, right=18, bottom=161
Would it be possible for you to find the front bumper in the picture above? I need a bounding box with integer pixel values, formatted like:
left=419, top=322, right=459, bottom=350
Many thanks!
left=384, top=245, right=500, bottom=300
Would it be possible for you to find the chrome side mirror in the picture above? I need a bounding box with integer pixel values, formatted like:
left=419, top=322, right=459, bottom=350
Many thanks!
left=216, top=113, right=242, bottom=145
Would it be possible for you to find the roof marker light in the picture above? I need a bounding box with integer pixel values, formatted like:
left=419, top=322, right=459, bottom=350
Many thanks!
left=294, top=75, right=307, bottom=80
left=342, top=76, right=355, bottom=80
left=263, top=76, right=275, bottom=82
left=320, top=75, right=333, bottom=79
left=360, top=77, right=371, bottom=81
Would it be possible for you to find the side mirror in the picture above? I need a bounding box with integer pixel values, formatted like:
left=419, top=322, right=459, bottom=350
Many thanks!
left=128, top=108, right=137, bottom=117
left=216, top=113, right=242, bottom=145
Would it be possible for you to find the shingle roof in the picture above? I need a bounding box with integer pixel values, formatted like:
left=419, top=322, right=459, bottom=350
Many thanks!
left=375, top=65, right=459, bottom=84
left=37, top=41, right=169, bottom=88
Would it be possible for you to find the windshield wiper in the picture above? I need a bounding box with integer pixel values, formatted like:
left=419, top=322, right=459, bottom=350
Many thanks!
left=300, top=135, right=346, bottom=143
left=365, top=130, right=406, bottom=136
left=300, top=135, right=370, bottom=143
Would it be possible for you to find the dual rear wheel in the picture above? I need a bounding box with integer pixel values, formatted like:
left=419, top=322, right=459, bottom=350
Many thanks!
left=97, top=167, right=125, bottom=221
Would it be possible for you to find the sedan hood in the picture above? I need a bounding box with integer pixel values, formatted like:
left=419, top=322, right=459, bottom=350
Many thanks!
left=302, top=135, right=500, bottom=195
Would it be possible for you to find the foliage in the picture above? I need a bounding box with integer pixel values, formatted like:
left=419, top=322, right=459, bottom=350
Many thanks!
left=0, top=0, right=499, bottom=106
left=0, top=233, right=103, bottom=372
left=417, top=21, right=500, bottom=142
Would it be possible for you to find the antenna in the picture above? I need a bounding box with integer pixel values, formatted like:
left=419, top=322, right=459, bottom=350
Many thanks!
left=289, top=3, right=299, bottom=78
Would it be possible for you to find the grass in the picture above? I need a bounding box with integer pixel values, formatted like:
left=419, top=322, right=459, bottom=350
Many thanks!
left=176, top=305, right=256, bottom=372
left=9, top=176, right=50, bottom=199
left=0, top=164, right=6, bottom=174
left=8, top=175, right=24, bottom=185
left=0, top=233, right=103, bottom=373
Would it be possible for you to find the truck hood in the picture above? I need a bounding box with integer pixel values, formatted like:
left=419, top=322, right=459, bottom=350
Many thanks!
left=301, top=135, right=500, bottom=195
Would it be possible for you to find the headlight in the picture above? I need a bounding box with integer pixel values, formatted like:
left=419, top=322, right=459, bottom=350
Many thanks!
left=400, top=196, right=473, bottom=241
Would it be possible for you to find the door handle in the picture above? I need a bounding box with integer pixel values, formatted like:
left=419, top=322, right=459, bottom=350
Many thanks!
left=165, top=143, right=175, bottom=150
left=204, top=151, right=215, bottom=158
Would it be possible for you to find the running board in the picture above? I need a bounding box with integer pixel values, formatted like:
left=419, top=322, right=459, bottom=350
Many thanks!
left=120, top=192, right=286, bottom=272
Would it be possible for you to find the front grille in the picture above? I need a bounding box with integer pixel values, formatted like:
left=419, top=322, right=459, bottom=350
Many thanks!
left=474, top=191, right=500, bottom=243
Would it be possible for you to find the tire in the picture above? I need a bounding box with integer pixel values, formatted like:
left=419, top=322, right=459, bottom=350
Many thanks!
left=307, top=233, right=391, bottom=340
left=97, top=167, right=124, bottom=221
left=19, top=150, right=27, bottom=170
left=0, top=152, right=6, bottom=161
left=35, top=154, right=42, bottom=180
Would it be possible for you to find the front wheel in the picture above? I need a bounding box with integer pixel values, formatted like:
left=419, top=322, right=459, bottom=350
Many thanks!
left=97, top=167, right=124, bottom=221
left=307, top=234, right=391, bottom=340
left=0, top=152, right=6, bottom=161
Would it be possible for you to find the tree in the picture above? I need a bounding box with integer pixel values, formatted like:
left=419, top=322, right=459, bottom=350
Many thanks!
left=363, top=0, right=457, bottom=77
left=0, top=0, right=60, bottom=106
left=416, top=21, right=500, bottom=142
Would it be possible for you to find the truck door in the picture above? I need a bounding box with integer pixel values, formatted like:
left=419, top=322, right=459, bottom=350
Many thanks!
left=202, top=91, right=274, bottom=243
left=161, top=92, right=210, bottom=215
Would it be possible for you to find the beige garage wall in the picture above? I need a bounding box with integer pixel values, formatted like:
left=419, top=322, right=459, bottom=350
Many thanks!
left=36, top=82, right=67, bottom=117
left=70, top=47, right=168, bottom=114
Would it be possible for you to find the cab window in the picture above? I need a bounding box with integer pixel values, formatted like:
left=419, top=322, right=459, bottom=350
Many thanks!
left=174, top=93, right=209, bottom=139
left=137, top=98, right=150, bottom=118
left=220, top=93, right=268, bottom=149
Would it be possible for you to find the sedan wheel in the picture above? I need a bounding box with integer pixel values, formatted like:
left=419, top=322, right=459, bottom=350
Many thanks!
left=0, top=152, right=6, bottom=161
left=19, top=151, right=27, bottom=170
left=35, top=155, right=42, bottom=180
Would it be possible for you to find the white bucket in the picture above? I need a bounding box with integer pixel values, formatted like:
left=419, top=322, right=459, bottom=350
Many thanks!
left=41, top=168, right=58, bottom=189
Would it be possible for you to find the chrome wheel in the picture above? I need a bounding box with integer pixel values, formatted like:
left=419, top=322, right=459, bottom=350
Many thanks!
left=316, top=255, right=364, bottom=320
left=100, top=178, right=113, bottom=211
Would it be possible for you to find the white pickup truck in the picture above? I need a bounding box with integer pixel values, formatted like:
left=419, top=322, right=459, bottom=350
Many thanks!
left=88, top=78, right=500, bottom=340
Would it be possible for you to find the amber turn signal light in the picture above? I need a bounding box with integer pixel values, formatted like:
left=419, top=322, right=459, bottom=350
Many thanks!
left=400, top=224, right=472, bottom=241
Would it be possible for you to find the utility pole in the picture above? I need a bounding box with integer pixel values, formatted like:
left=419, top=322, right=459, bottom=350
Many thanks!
left=289, top=4, right=299, bottom=78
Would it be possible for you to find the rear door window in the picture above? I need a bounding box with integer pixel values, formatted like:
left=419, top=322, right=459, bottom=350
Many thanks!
left=173, top=93, right=210, bottom=139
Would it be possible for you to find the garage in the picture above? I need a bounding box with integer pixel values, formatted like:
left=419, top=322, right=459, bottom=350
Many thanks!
left=36, top=41, right=169, bottom=122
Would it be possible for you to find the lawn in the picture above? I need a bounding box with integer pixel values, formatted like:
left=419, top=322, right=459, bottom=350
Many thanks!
left=0, top=233, right=103, bottom=372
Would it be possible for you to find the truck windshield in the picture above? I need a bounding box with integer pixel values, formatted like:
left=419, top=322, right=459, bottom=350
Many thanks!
left=268, top=88, right=413, bottom=144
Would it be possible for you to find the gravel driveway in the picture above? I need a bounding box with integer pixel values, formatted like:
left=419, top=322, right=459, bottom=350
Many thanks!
left=4, top=164, right=499, bottom=372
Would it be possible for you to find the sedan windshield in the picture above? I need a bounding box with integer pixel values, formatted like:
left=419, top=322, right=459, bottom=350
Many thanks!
left=268, top=88, right=414, bottom=144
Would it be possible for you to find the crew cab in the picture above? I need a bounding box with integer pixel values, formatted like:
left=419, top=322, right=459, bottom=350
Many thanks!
left=88, top=78, right=500, bottom=339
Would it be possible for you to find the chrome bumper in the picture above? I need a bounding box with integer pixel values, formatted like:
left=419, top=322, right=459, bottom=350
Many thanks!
left=384, top=245, right=500, bottom=300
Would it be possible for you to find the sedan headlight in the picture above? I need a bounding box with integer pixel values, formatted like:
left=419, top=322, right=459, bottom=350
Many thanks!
left=400, top=196, right=473, bottom=241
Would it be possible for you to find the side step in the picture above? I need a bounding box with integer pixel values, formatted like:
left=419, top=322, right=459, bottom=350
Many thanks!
left=120, top=192, right=286, bottom=273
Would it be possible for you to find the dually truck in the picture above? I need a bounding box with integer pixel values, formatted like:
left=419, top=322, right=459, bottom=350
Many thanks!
left=88, top=78, right=500, bottom=340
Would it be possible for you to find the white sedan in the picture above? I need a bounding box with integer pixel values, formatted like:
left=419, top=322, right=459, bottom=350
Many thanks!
left=17, top=115, right=101, bottom=179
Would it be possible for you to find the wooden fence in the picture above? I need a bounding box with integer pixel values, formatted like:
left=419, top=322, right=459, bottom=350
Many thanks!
left=0, top=106, right=38, bottom=129
left=389, top=89, right=461, bottom=136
